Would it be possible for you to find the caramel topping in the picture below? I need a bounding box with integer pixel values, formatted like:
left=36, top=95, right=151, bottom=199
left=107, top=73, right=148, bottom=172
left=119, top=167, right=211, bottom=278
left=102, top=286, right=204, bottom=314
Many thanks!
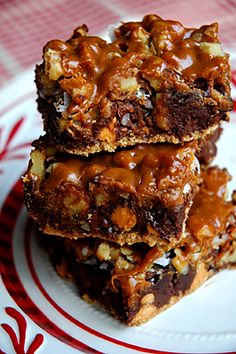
left=60, top=165, right=236, bottom=296
left=40, top=143, right=199, bottom=207
left=111, top=207, right=137, bottom=231
left=111, top=245, right=161, bottom=291
left=42, top=14, right=230, bottom=119
left=187, top=167, right=233, bottom=242
left=111, top=167, right=235, bottom=291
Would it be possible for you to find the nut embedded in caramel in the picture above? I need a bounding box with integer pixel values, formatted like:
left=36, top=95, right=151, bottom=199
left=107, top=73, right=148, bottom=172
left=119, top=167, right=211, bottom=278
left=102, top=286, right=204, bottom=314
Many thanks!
left=111, top=207, right=137, bottom=230
left=36, top=14, right=232, bottom=156
left=23, top=136, right=201, bottom=246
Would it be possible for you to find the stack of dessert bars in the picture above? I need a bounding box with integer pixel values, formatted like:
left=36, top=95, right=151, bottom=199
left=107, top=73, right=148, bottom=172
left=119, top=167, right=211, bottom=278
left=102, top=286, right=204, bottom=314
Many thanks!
left=23, top=15, right=236, bottom=325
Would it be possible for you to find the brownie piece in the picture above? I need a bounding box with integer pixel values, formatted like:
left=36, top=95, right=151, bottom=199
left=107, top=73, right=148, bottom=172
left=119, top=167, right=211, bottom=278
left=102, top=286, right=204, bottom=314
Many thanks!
left=23, top=136, right=200, bottom=247
left=36, top=14, right=232, bottom=156
left=43, top=168, right=236, bottom=325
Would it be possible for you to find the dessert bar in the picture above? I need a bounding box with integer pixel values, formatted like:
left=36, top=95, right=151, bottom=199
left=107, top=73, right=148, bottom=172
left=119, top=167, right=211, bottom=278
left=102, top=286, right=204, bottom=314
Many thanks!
left=23, top=11, right=235, bottom=329
left=43, top=167, right=236, bottom=325
left=36, top=15, right=232, bottom=156
left=23, top=137, right=200, bottom=247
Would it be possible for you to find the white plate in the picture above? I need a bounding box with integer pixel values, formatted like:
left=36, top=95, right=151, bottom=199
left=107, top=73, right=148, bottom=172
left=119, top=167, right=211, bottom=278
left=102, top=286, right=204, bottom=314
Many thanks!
left=1, top=60, right=236, bottom=354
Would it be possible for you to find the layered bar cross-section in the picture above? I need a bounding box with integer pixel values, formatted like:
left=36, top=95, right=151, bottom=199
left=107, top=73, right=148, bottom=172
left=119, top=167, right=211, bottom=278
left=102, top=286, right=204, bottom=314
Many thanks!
left=23, top=136, right=201, bottom=247
left=36, top=15, right=232, bottom=156
left=42, top=167, right=236, bottom=325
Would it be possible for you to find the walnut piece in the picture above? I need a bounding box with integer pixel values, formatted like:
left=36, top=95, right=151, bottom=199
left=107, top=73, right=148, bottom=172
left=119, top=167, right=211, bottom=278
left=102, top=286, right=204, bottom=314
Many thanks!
left=111, top=207, right=137, bottom=230
left=44, top=49, right=64, bottom=81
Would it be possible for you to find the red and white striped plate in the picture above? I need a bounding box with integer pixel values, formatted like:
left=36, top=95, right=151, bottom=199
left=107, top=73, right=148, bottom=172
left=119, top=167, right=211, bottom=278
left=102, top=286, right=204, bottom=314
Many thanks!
left=1, top=60, right=236, bottom=354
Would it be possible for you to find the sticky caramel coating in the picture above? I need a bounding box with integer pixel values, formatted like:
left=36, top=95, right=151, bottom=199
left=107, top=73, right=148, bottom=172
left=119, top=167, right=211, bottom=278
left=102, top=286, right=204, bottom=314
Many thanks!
left=36, top=14, right=232, bottom=155
left=43, top=166, right=236, bottom=325
left=23, top=137, right=200, bottom=246
left=116, top=166, right=236, bottom=296
left=187, top=167, right=234, bottom=244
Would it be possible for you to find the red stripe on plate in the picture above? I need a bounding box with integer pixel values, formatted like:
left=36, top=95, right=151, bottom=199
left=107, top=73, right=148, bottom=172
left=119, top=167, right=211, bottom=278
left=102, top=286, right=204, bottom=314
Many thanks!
left=0, top=179, right=172, bottom=353
left=0, top=180, right=103, bottom=354
left=25, top=218, right=170, bottom=354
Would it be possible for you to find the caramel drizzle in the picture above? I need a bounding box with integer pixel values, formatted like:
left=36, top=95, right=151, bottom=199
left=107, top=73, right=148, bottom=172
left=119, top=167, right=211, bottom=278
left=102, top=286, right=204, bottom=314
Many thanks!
left=43, top=14, right=230, bottom=115
left=111, top=246, right=162, bottom=291
left=187, top=167, right=233, bottom=242
left=112, top=167, right=235, bottom=290
left=41, top=143, right=198, bottom=207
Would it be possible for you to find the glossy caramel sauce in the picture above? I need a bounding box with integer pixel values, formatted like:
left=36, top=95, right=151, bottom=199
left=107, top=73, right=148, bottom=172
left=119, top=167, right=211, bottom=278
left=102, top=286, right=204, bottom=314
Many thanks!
left=41, top=143, right=199, bottom=207
left=43, top=14, right=230, bottom=117
left=112, top=167, right=235, bottom=291
left=187, top=167, right=234, bottom=242
left=57, top=167, right=235, bottom=295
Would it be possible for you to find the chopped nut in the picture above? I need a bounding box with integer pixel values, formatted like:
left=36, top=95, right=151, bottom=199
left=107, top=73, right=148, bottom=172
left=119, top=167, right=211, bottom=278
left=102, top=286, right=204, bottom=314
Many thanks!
left=107, top=52, right=122, bottom=60
left=121, top=246, right=133, bottom=256
left=141, top=293, right=155, bottom=305
left=44, top=49, right=63, bottom=80
left=196, top=225, right=213, bottom=239
left=64, top=195, right=88, bottom=214
left=172, top=256, right=189, bottom=274
left=200, top=42, right=225, bottom=57
left=172, top=249, right=189, bottom=274
left=150, top=21, right=183, bottom=53
left=96, top=242, right=111, bottom=261
left=133, top=26, right=150, bottom=46
left=97, top=127, right=115, bottom=142
left=60, top=76, right=94, bottom=108
left=110, top=247, right=120, bottom=260
left=30, top=150, right=46, bottom=181
left=99, top=98, right=113, bottom=119
left=97, top=118, right=116, bottom=142
left=111, top=207, right=137, bottom=230
left=95, top=193, right=108, bottom=206
left=120, top=77, right=139, bottom=92
left=115, top=256, right=133, bottom=270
